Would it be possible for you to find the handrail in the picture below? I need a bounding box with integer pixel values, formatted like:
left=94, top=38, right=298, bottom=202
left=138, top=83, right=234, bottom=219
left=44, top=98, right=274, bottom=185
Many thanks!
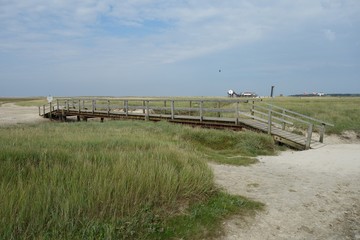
left=252, top=104, right=311, bottom=125
left=264, top=103, right=334, bottom=127
left=54, top=97, right=258, bottom=104
left=251, top=102, right=334, bottom=146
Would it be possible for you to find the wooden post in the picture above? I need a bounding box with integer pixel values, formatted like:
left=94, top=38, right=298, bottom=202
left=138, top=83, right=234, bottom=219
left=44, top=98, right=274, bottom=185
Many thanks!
left=282, top=109, right=286, bottom=130
left=319, top=123, right=325, bottom=143
left=66, top=100, right=69, bottom=112
left=57, top=99, right=59, bottom=111
left=43, top=105, right=45, bottom=117
left=38, top=106, right=41, bottom=116
left=171, top=100, right=175, bottom=120
left=107, top=100, right=110, bottom=115
left=145, top=100, right=149, bottom=121
left=142, top=100, right=145, bottom=114
left=217, top=101, right=221, bottom=118
left=199, top=101, right=203, bottom=122
left=235, top=101, right=239, bottom=124
left=251, top=100, right=255, bottom=119
left=268, top=109, right=272, bottom=134
left=305, top=124, right=313, bottom=150
left=164, top=100, right=167, bottom=115
left=125, top=100, right=128, bottom=116
left=92, top=99, right=95, bottom=114
left=49, top=102, right=52, bottom=120
left=189, top=100, right=192, bottom=116
left=78, top=100, right=81, bottom=114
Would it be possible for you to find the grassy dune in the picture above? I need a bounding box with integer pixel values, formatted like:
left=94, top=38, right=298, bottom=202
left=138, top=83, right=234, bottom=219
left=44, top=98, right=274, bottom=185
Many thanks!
left=0, top=121, right=271, bottom=239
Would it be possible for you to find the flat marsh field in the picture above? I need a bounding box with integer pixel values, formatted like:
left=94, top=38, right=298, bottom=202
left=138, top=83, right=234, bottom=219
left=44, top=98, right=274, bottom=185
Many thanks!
left=0, top=96, right=359, bottom=239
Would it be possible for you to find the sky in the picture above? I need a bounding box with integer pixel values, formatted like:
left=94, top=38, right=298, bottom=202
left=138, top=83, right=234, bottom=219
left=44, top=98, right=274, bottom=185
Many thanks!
left=1, top=0, right=360, bottom=97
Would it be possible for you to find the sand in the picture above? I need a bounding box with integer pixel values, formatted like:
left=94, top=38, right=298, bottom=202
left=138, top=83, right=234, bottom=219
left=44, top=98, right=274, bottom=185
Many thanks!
left=1, top=103, right=359, bottom=239
left=213, top=143, right=360, bottom=239
left=0, top=103, right=47, bottom=125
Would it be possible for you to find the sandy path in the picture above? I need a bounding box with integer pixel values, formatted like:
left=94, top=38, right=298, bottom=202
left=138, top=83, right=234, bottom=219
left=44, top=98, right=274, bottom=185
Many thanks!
left=0, top=103, right=47, bottom=126
left=213, top=144, right=360, bottom=240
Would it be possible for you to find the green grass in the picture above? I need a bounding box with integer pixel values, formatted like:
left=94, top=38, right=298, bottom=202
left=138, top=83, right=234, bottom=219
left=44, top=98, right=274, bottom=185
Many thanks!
left=0, top=120, right=266, bottom=239
left=158, top=191, right=263, bottom=239
left=180, top=127, right=275, bottom=165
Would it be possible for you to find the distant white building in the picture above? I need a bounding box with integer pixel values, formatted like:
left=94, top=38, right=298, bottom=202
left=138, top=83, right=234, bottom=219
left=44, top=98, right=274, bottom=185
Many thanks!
left=240, top=92, right=258, bottom=98
left=227, top=90, right=258, bottom=98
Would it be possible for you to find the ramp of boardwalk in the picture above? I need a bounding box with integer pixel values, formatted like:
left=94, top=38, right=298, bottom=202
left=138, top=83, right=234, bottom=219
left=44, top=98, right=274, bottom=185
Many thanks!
left=39, top=98, right=333, bottom=150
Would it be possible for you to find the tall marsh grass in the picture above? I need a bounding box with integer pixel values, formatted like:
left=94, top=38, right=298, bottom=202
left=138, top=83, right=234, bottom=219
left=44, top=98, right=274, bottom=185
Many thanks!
left=0, top=121, right=270, bottom=239
left=0, top=122, right=214, bottom=238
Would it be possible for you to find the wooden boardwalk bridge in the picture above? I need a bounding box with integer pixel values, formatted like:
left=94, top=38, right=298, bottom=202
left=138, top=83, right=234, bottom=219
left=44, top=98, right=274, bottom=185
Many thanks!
left=39, top=98, right=333, bottom=150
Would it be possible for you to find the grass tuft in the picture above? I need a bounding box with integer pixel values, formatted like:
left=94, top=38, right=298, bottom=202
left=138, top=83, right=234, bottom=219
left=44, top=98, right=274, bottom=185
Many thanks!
left=180, top=127, right=275, bottom=165
left=156, top=192, right=264, bottom=239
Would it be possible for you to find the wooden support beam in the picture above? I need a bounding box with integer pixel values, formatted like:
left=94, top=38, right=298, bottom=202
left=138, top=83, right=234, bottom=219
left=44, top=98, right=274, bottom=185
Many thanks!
left=217, top=101, right=221, bottom=118
left=145, top=100, right=149, bottom=121
left=49, top=102, right=52, bottom=120
left=305, top=124, right=313, bottom=150
left=268, top=109, right=272, bottom=134
left=319, top=124, right=325, bottom=143
left=235, top=102, right=239, bottom=125
left=171, top=100, right=174, bottom=120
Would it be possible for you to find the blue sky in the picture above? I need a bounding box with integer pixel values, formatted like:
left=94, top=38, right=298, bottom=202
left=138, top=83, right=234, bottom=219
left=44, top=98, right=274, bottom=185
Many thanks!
left=1, top=0, right=359, bottom=97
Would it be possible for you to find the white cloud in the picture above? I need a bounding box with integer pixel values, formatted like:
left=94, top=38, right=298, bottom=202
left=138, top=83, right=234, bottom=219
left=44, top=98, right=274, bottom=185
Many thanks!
left=0, top=0, right=359, bottom=65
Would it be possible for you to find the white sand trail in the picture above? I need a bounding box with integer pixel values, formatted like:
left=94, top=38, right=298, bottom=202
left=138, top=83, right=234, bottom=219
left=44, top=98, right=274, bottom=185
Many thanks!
left=213, top=143, right=360, bottom=240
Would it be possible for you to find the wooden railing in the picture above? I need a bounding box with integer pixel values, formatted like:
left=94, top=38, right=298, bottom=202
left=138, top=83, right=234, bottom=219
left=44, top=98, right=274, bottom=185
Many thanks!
left=40, top=98, right=259, bottom=122
left=39, top=98, right=334, bottom=149
left=246, top=101, right=334, bottom=148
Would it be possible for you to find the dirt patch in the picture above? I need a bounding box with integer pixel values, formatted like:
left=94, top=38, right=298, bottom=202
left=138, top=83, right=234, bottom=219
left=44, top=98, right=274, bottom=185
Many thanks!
left=0, top=103, right=48, bottom=126
left=213, top=144, right=360, bottom=239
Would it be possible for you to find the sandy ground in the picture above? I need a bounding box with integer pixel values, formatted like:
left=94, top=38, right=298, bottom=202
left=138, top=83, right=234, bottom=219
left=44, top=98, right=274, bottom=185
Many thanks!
left=0, top=103, right=48, bottom=126
left=1, top=103, right=359, bottom=239
left=213, top=143, right=360, bottom=240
